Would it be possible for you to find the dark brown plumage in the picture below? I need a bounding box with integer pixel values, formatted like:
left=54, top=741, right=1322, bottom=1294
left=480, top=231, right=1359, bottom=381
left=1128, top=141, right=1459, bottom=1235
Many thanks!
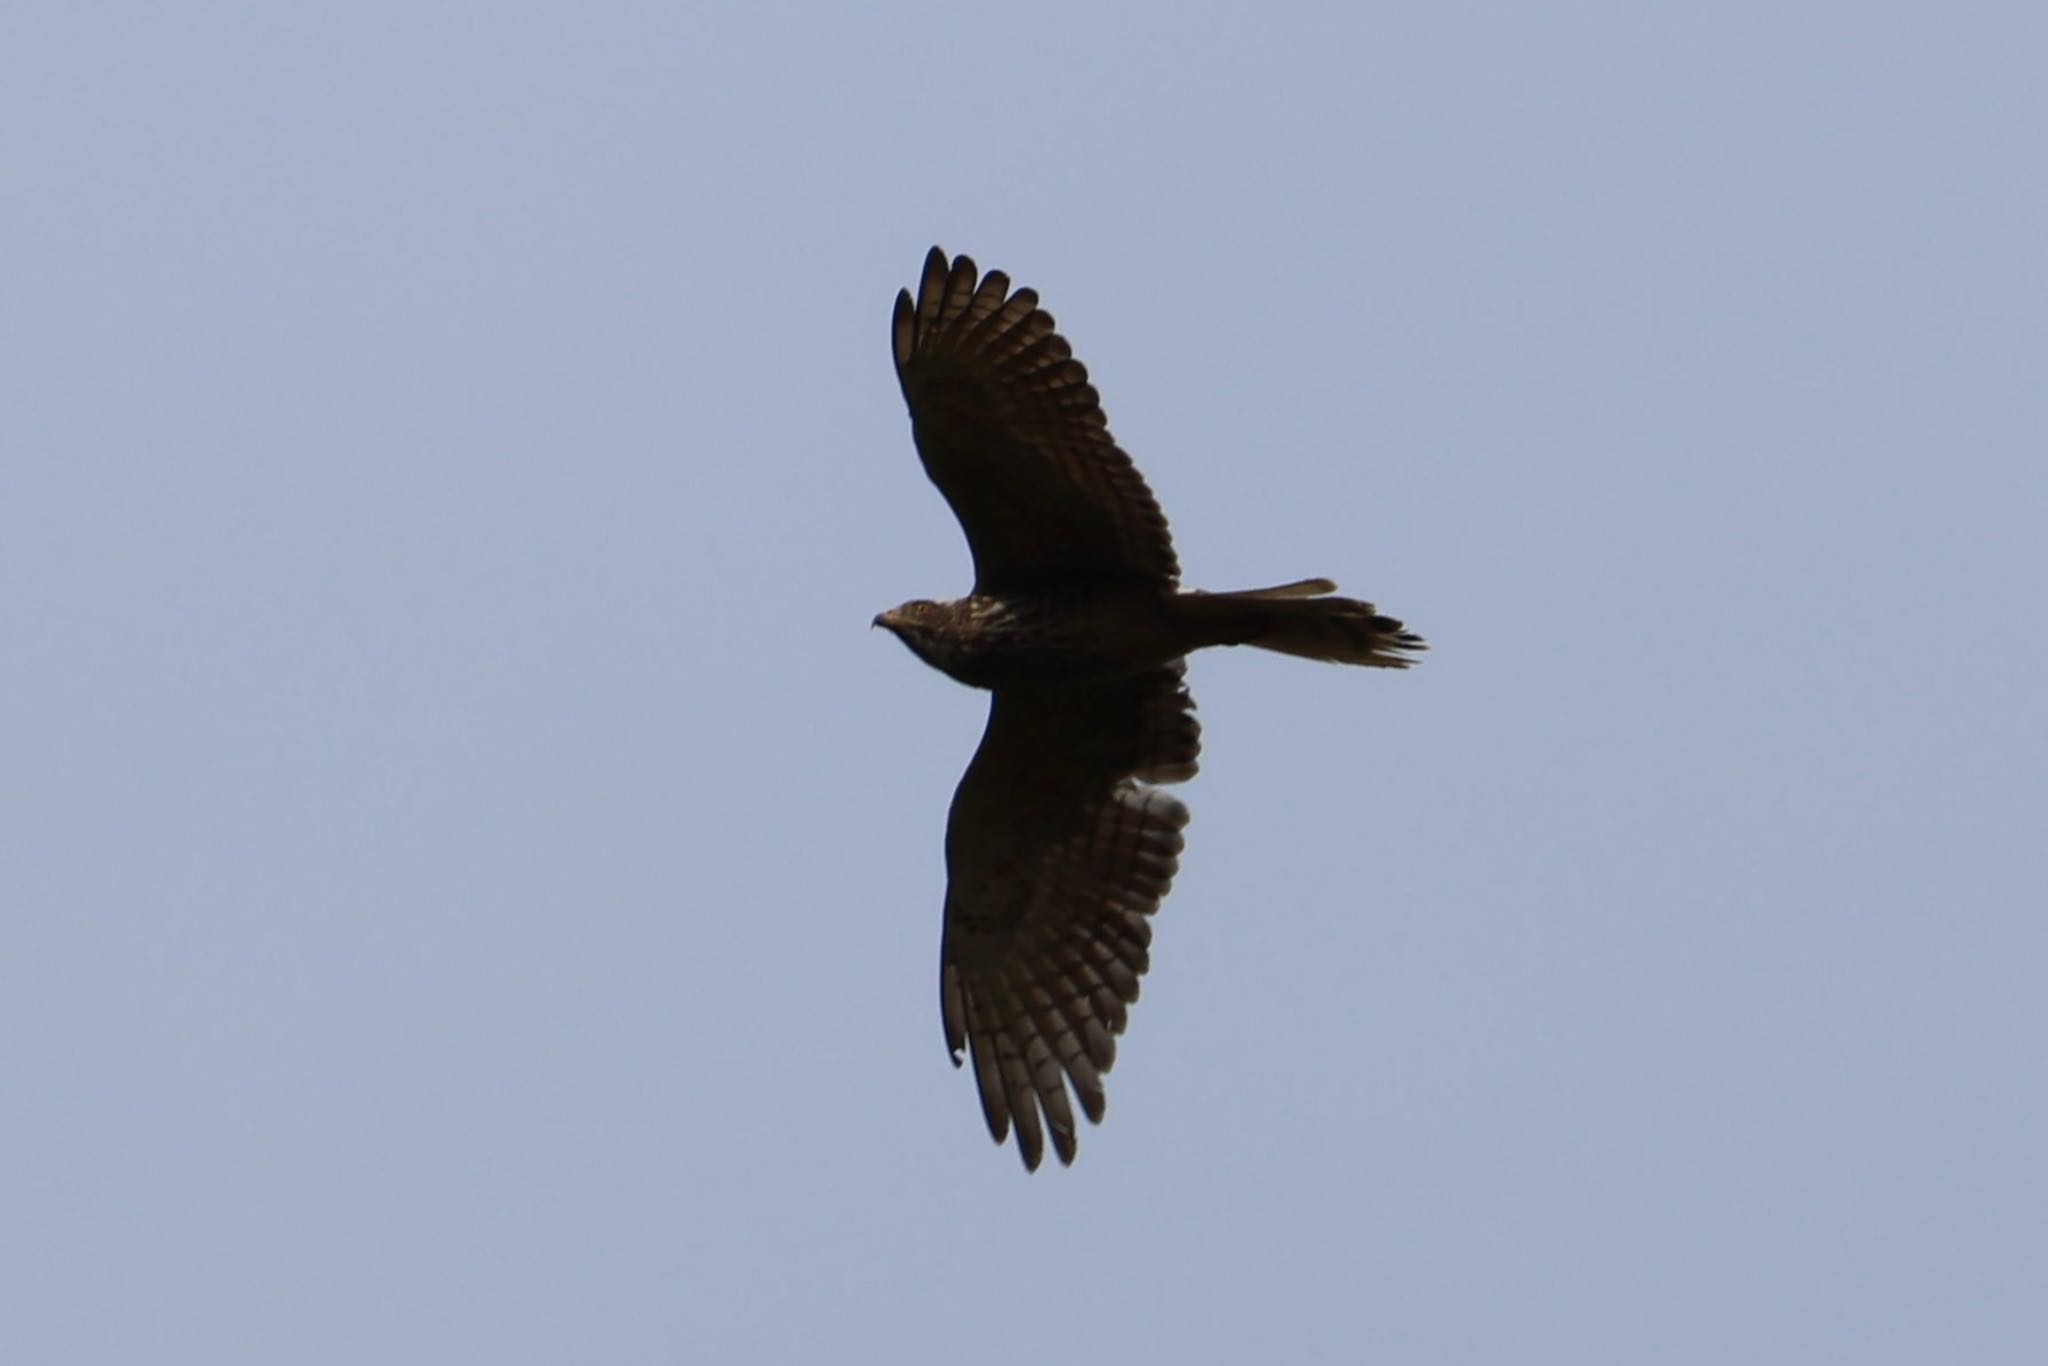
left=879, top=247, right=1423, bottom=1170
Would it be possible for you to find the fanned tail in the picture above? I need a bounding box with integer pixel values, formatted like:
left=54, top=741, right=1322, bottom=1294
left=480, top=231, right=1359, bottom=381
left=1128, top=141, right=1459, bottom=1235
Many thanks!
left=1173, top=580, right=1426, bottom=668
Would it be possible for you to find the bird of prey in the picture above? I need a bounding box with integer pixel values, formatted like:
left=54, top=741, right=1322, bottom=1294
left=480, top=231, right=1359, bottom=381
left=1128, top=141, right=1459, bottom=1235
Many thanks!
left=878, top=247, right=1423, bottom=1170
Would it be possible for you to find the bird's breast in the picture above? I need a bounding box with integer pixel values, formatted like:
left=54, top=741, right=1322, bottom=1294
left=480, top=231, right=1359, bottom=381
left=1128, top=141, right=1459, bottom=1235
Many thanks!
left=911, top=589, right=1178, bottom=690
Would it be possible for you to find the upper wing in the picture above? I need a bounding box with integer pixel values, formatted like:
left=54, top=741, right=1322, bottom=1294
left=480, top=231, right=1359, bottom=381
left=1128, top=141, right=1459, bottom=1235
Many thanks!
left=893, top=247, right=1181, bottom=593
left=939, top=665, right=1200, bottom=1170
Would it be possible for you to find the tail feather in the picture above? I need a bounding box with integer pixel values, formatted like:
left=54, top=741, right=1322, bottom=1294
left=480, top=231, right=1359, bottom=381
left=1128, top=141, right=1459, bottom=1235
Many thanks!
left=1174, top=580, right=1426, bottom=668
left=1225, top=577, right=1338, bottom=600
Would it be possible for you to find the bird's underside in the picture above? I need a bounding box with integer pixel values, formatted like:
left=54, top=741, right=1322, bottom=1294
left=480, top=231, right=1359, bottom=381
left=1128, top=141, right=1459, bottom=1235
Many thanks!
left=881, top=246, right=1423, bottom=1170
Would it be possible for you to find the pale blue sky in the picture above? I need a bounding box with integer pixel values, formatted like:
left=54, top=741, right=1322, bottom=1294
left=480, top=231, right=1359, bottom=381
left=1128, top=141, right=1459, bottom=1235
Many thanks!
left=5, top=3, right=2044, bottom=1362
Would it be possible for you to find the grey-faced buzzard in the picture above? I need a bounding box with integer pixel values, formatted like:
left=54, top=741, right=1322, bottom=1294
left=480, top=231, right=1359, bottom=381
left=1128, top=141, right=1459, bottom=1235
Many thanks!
left=878, top=248, right=1424, bottom=1170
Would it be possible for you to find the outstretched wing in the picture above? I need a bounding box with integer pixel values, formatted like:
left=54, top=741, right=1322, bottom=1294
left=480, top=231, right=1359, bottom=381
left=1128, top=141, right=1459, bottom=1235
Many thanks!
left=893, top=247, right=1181, bottom=593
left=940, top=665, right=1200, bottom=1170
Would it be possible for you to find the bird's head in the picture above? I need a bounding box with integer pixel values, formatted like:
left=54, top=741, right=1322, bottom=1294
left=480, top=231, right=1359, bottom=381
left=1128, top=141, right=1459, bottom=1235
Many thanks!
left=873, top=599, right=958, bottom=667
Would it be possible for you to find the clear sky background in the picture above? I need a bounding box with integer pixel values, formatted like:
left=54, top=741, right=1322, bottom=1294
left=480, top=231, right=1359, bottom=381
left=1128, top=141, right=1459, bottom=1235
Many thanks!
left=5, top=3, right=2043, bottom=1362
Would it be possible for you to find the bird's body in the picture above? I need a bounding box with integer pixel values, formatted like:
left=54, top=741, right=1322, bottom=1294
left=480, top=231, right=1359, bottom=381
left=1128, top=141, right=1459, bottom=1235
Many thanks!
left=876, top=586, right=1182, bottom=690
left=880, top=247, right=1423, bottom=1170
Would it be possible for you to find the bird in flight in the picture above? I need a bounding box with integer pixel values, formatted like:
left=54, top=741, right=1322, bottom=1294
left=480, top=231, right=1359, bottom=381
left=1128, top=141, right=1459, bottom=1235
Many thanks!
left=879, top=247, right=1424, bottom=1170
